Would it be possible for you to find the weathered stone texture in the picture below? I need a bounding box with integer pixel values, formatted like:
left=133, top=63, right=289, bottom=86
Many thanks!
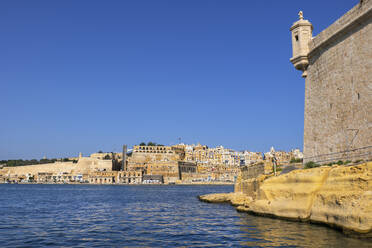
left=304, top=0, right=372, bottom=162
left=246, top=162, right=372, bottom=235
left=241, top=163, right=265, bottom=180
left=200, top=162, right=372, bottom=236
left=0, top=157, right=112, bottom=176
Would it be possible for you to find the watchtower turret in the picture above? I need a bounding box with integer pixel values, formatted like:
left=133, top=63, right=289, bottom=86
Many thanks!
left=290, top=11, right=313, bottom=77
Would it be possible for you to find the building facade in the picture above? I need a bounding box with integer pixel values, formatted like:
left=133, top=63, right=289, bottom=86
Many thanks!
left=117, top=170, right=144, bottom=184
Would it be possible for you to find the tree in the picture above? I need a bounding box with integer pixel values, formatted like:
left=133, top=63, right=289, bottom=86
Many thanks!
left=103, top=154, right=111, bottom=160
left=139, top=142, right=146, bottom=146
left=98, top=150, right=103, bottom=153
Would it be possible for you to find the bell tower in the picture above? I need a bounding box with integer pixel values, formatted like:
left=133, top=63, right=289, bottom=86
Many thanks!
left=290, top=11, right=313, bottom=77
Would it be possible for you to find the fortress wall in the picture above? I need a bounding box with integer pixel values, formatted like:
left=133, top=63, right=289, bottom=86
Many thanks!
left=0, top=158, right=113, bottom=176
left=76, top=157, right=112, bottom=172
left=0, top=162, right=79, bottom=175
left=241, top=164, right=265, bottom=180
left=304, top=1, right=372, bottom=162
left=130, top=152, right=180, bottom=164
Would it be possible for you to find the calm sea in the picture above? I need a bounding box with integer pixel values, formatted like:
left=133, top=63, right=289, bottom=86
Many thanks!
left=0, top=184, right=370, bottom=247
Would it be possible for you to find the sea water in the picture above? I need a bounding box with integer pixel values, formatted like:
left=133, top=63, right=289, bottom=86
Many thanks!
left=0, top=184, right=370, bottom=247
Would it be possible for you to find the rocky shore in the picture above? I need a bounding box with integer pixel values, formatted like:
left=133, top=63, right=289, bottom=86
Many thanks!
left=198, top=162, right=372, bottom=238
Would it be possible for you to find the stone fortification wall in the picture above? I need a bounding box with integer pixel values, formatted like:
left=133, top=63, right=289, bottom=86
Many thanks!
left=128, top=145, right=183, bottom=183
left=241, top=164, right=265, bottom=180
left=146, top=161, right=180, bottom=183
left=234, top=164, right=268, bottom=196
left=76, top=157, right=112, bottom=172
left=129, top=146, right=180, bottom=164
left=0, top=157, right=112, bottom=176
left=303, top=0, right=372, bottom=163
left=0, top=162, right=78, bottom=175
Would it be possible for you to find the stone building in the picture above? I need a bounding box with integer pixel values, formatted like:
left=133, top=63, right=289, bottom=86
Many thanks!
left=90, top=152, right=113, bottom=160
left=243, top=151, right=263, bottom=165
left=129, top=146, right=182, bottom=165
left=146, top=161, right=180, bottom=183
left=117, top=170, right=143, bottom=184
left=89, top=171, right=118, bottom=184
left=37, top=172, right=53, bottom=183
left=143, top=175, right=163, bottom=184
left=264, top=147, right=293, bottom=165
left=127, top=145, right=184, bottom=183
left=290, top=1, right=372, bottom=163
left=290, top=149, right=304, bottom=159
left=192, top=144, right=209, bottom=162
left=178, top=161, right=197, bottom=181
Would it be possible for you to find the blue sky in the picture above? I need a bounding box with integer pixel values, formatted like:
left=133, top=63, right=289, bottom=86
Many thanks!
left=0, top=0, right=357, bottom=159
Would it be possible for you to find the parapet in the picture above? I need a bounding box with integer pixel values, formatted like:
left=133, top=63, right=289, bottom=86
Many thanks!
left=290, top=0, right=372, bottom=78
left=308, top=0, right=372, bottom=57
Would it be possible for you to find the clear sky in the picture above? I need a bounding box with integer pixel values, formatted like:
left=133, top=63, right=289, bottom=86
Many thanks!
left=0, top=0, right=357, bottom=159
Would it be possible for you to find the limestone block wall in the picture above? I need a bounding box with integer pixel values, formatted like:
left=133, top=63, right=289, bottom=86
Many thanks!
left=0, top=157, right=113, bottom=178
left=234, top=169, right=267, bottom=198
left=303, top=0, right=372, bottom=163
left=129, top=151, right=180, bottom=164
left=0, top=162, right=77, bottom=176
left=241, top=163, right=265, bottom=180
left=76, top=157, right=113, bottom=172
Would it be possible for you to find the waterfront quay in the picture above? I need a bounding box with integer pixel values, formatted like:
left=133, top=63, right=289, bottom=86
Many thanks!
left=0, top=143, right=302, bottom=185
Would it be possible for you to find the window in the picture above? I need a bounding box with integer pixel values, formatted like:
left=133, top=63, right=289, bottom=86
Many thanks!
left=295, top=35, right=299, bottom=41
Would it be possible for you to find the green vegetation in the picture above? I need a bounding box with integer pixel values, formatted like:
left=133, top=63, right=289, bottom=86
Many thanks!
left=329, top=160, right=352, bottom=166
left=304, top=161, right=321, bottom=169
left=305, top=160, right=356, bottom=169
left=290, top=158, right=303, bottom=164
left=103, top=154, right=111, bottom=160
left=0, top=158, right=59, bottom=167
left=139, top=142, right=164, bottom=146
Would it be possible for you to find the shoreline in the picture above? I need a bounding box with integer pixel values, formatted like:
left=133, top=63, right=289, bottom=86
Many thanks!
left=198, top=192, right=372, bottom=239
left=1, top=182, right=234, bottom=186
left=198, top=162, right=372, bottom=239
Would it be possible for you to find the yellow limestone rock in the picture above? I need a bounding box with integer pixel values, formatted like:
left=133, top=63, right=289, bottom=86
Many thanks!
left=310, top=163, right=372, bottom=234
left=246, top=163, right=372, bottom=235
left=199, top=162, right=372, bottom=236
left=198, top=193, right=233, bottom=203
left=249, top=166, right=331, bottom=219
left=198, top=192, right=250, bottom=206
